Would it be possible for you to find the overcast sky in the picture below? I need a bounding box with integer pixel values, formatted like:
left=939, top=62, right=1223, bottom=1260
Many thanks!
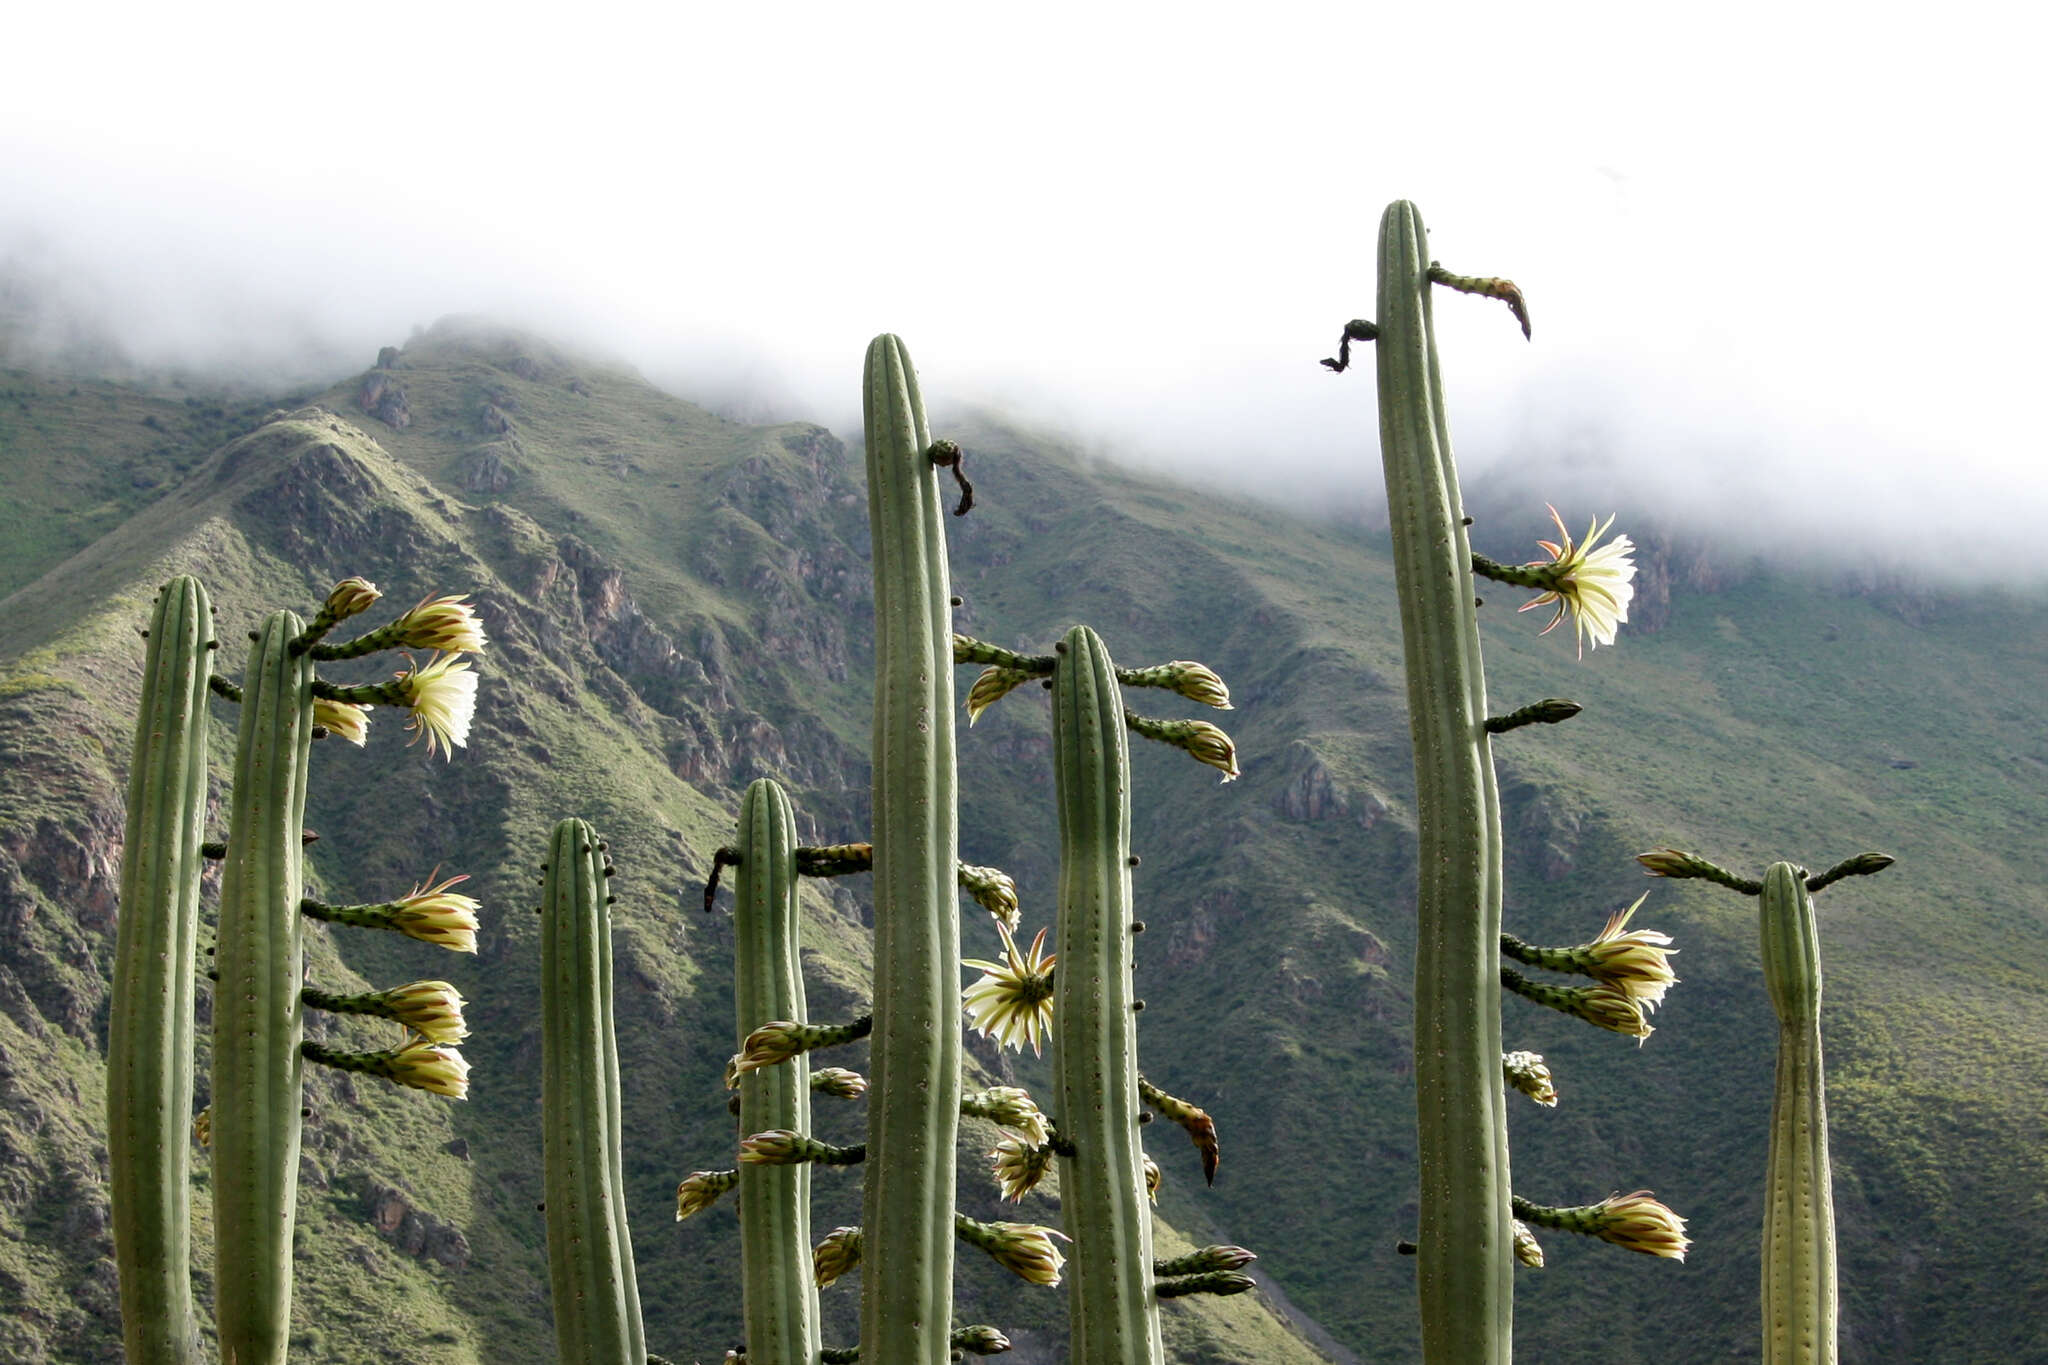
left=4, top=4, right=2043, bottom=579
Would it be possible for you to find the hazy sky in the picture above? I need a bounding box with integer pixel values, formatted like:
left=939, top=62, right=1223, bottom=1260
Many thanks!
left=4, top=4, right=2043, bottom=577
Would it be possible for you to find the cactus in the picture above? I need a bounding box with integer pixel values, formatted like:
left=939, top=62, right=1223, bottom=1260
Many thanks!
left=1370, top=199, right=1515, bottom=1361
left=540, top=817, right=648, bottom=1365
left=859, top=333, right=961, bottom=1365
left=108, top=577, right=214, bottom=1365
left=731, top=778, right=821, bottom=1365
left=1759, top=862, right=1837, bottom=1365
left=1049, top=624, right=1165, bottom=1364
left=211, top=609, right=315, bottom=1365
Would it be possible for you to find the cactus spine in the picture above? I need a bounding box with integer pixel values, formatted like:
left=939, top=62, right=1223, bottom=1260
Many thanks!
left=1375, top=199, right=1513, bottom=1361
left=859, top=333, right=961, bottom=1365
left=211, top=610, right=315, bottom=1365
left=109, top=577, right=213, bottom=1365
left=1049, top=624, right=1164, bottom=1364
left=541, top=817, right=647, bottom=1365
left=1759, top=862, right=1836, bottom=1364
left=733, top=779, right=821, bottom=1364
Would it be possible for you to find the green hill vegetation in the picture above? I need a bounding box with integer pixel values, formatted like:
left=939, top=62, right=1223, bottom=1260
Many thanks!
left=0, top=317, right=2042, bottom=1362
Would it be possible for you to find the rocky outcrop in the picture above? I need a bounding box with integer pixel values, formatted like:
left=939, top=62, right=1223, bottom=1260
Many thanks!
left=360, top=1179, right=472, bottom=1269
left=355, top=372, right=411, bottom=429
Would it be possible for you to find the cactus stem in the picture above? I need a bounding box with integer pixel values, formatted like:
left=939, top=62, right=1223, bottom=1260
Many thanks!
left=1426, top=263, right=1532, bottom=339
left=953, top=635, right=1056, bottom=673
left=1154, top=1272, right=1257, bottom=1299
left=1804, top=852, right=1895, bottom=894
left=208, top=674, right=243, bottom=703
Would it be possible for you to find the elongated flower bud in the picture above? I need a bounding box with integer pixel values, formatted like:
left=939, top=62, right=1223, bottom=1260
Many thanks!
left=955, top=1213, right=1069, bottom=1287
left=391, top=594, right=488, bottom=653
left=1155, top=1271, right=1256, bottom=1299
left=302, top=1037, right=470, bottom=1099
left=301, top=980, right=469, bottom=1043
left=1502, top=966, right=1653, bottom=1041
left=1156, top=1245, right=1257, bottom=1276
left=965, top=666, right=1037, bottom=724
left=1125, top=711, right=1239, bottom=781
left=675, top=1168, right=739, bottom=1221
left=951, top=1324, right=1012, bottom=1355
left=1512, top=1219, right=1545, bottom=1268
left=733, top=1015, right=875, bottom=1077
left=809, top=1067, right=868, bottom=1100
left=739, top=1130, right=866, bottom=1167
left=1513, top=1191, right=1690, bottom=1261
left=1636, top=847, right=1763, bottom=895
left=1143, top=1154, right=1162, bottom=1203
left=1116, top=660, right=1233, bottom=710
left=324, top=577, right=383, bottom=620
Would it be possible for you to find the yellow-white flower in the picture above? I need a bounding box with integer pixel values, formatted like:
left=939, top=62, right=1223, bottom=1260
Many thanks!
left=1584, top=894, right=1678, bottom=1008
left=962, top=924, right=1057, bottom=1056
left=1521, top=505, right=1636, bottom=657
left=313, top=698, right=370, bottom=746
left=377, top=980, right=469, bottom=1043
left=385, top=1037, right=470, bottom=1099
left=397, top=653, right=477, bottom=758
left=393, top=594, right=488, bottom=654
left=1589, top=1191, right=1691, bottom=1260
left=390, top=872, right=481, bottom=953
left=990, top=1134, right=1054, bottom=1202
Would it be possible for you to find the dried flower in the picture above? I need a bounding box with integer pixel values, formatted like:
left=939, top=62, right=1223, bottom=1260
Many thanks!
left=1503, top=1050, right=1558, bottom=1107
left=965, top=666, right=1035, bottom=725
left=990, top=1134, right=1055, bottom=1202
left=962, top=925, right=1057, bottom=1056
left=1521, top=505, right=1636, bottom=657
left=813, top=1225, right=863, bottom=1288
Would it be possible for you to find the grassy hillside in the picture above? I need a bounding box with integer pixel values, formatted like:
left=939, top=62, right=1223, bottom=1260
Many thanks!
left=0, top=321, right=2042, bottom=1362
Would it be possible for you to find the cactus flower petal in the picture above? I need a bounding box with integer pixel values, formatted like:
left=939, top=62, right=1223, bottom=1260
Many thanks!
left=1519, top=505, right=1636, bottom=657
left=962, top=926, right=1057, bottom=1056
left=397, top=653, right=477, bottom=758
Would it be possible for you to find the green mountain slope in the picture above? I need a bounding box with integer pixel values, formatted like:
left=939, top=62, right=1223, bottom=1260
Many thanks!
left=0, top=320, right=2042, bottom=1362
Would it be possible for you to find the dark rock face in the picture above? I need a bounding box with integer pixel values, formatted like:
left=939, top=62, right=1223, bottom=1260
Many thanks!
left=355, top=373, right=411, bottom=429
left=362, top=1179, right=472, bottom=1268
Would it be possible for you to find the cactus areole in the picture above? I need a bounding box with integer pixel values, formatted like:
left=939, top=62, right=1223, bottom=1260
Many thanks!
left=541, top=818, right=648, bottom=1365
left=1375, top=200, right=1514, bottom=1361
left=110, top=577, right=212, bottom=1365
left=860, top=334, right=962, bottom=1365
left=734, top=779, right=821, bottom=1363
left=1760, top=862, right=1838, bottom=1364
left=1051, top=625, right=1166, bottom=1364
left=212, top=611, right=315, bottom=1365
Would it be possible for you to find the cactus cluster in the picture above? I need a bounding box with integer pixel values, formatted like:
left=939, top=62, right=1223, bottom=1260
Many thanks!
left=109, top=577, right=486, bottom=1364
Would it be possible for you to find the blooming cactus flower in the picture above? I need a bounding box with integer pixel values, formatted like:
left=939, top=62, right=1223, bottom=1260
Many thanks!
left=962, top=924, right=1057, bottom=1056
left=1522, top=505, right=1637, bottom=656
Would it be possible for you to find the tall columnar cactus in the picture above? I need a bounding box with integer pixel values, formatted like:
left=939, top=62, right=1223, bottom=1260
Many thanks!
left=860, top=332, right=961, bottom=1365
left=109, top=577, right=214, bottom=1365
left=1759, top=862, right=1837, bottom=1365
left=211, top=609, right=316, bottom=1365
left=541, top=817, right=648, bottom=1365
left=732, top=779, right=820, bottom=1364
left=1374, top=199, right=1514, bottom=1361
left=1048, top=624, right=1165, bottom=1364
